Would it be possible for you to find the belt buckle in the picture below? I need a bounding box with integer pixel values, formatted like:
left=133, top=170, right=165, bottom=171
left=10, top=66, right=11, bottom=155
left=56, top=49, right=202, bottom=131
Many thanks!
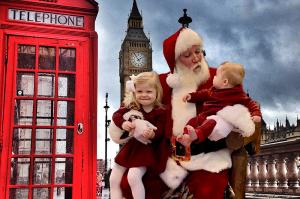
left=171, top=136, right=191, bottom=161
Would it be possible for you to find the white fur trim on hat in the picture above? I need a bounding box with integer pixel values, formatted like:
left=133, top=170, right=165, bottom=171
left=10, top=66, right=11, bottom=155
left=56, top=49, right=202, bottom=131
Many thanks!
left=108, top=120, right=131, bottom=144
left=160, top=158, right=188, bottom=189
left=175, top=28, right=203, bottom=60
left=123, top=110, right=144, bottom=121
left=217, top=104, right=255, bottom=137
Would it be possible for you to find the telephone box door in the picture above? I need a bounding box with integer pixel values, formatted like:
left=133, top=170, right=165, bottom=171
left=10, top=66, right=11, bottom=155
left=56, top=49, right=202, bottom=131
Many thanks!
left=1, top=36, right=87, bottom=199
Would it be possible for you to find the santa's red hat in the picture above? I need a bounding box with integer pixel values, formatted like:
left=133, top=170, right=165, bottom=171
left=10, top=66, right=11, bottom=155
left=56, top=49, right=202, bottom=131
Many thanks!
left=163, top=28, right=203, bottom=72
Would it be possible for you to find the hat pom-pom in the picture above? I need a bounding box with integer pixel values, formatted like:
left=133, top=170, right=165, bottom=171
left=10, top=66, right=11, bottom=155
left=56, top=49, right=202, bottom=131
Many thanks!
left=166, top=73, right=181, bottom=88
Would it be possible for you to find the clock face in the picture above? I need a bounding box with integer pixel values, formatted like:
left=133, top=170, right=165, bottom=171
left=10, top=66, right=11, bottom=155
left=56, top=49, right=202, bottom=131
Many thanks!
left=130, top=52, right=146, bottom=67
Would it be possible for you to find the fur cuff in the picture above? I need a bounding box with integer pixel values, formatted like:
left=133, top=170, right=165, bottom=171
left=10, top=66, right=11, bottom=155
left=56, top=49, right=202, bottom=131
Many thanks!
left=217, top=104, right=255, bottom=137
left=160, top=158, right=188, bottom=189
left=108, top=120, right=130, bottom=144
left=180, top=148, right=232, bottom=173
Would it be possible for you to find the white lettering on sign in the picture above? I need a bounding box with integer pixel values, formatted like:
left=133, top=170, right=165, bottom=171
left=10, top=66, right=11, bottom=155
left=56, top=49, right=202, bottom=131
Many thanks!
left=8, top=8, right=84, bottom=28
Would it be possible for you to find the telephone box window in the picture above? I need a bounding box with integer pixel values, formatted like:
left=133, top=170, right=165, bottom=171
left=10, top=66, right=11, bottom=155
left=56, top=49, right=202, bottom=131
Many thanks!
left=55, top=158, right=73, bottom=184
left=32, top=188, right=50, bottom=199
left=10, top=158, right=30, bottom=185
left=57, top=101, right=74, bottom=126
left=59, top=48, right=76, bottom=71
left=17, top=45, right=36, bottom=69
left=38, top=73, right=55, bottom=97
left=56, top=129, right=73, bottom=154
left=39, top=46, right=56, bottom=70
left=12, top=128, right=32, bottom=155
left=14, top=100, right=34, bottom=125
left=9, top=189, right=29, bottom=199
left=53, top=187, right=72, bottom=198
left=16, top=72, right=35, bottom=96
left=58, top=74, right=75, bottom=98
left=33, top=158, right=52, bottom=184
left=35, top=129, right=53, bottom=154
left=36, top=100, right=54, bottom=126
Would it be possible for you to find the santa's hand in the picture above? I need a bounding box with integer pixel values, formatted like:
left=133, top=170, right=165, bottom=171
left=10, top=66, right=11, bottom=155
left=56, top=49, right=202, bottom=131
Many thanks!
left=182, top=94, right=191, bottom=102
left=184, top=125, right=198, bottom=142
left=176, top=134, right=192, bottom=147
left=143, top=128, right=155, bottom=139
left=122, top=121, right=135, bottom=132
left=251, top=115, right=261, bottom=123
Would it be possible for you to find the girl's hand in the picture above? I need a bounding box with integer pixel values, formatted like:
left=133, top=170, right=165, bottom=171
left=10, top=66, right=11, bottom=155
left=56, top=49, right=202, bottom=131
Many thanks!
left=182, top=94, right=191, bottom=102
left=251, top=116, right=261, bottom=123
left=143, top=128, right=155, bottom=139
left=122, top=121, right=135, bottom=132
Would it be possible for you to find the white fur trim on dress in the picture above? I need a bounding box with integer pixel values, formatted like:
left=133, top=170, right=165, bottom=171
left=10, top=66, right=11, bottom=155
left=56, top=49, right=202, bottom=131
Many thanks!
left=180, top=148, right=232, bottom=173
left=123, top=110, right=144, bottom=121
left=175, top=28, right=203, bottom=60
left=207, top=115, right=234, bottom=141
left=217, top=104, right=255, bottom=137
left=160, top=158, right=188, bottom=189
left=108, top=120, right=130, bottom=144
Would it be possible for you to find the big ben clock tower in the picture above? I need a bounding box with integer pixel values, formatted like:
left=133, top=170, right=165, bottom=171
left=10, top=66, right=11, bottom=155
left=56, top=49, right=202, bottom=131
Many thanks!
left=119, top=0, right=152, bottom=102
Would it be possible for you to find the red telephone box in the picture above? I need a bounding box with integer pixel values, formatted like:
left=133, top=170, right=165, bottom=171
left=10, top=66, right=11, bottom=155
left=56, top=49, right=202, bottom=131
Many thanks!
left=0, top=1, right=99, bottom=198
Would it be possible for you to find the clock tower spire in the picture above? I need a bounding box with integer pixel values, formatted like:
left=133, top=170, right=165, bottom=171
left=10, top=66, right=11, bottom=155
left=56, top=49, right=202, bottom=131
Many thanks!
left=119, top=0, right=152, bottom=102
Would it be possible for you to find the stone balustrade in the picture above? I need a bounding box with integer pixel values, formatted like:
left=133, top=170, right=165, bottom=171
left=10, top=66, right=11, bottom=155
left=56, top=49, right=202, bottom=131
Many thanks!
left=246, top=139, right=300, bottom=196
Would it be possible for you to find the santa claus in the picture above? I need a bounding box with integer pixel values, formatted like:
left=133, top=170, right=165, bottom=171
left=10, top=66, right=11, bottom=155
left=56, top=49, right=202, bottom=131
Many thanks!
left=158, top=27, right=232, bottom=198
left=113, top=27, right=233, bottom=199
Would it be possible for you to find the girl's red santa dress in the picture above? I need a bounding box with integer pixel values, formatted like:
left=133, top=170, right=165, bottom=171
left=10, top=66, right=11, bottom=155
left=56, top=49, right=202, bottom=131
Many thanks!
left=112, top=106, right=167, bottom=172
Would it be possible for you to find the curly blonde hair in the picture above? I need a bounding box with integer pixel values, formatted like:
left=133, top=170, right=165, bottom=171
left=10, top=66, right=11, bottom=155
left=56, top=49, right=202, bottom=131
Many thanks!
left=123, top=71, right=163, bottom=110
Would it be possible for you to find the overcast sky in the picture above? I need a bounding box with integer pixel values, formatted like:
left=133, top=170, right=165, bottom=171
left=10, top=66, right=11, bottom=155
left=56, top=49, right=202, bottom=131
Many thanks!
left=95, top=0, right=300, bottom=159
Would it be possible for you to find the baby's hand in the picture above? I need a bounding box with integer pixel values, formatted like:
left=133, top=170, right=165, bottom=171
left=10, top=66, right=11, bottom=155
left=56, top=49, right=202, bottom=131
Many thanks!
left=122, top=121, right=135, bottom=132
left=176, top=134, right=192, bottom=147
left=143, top=128, right=155, bottom=139
left=182, top=94, right=191, bottom=102
left=251, top=116, right=261, bottom=123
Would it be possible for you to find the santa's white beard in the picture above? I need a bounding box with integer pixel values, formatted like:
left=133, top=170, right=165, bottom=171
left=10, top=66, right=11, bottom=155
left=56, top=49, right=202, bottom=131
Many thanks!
left=171, top=58, right=210, bottom=136
left=175, top=58, right=210, bottom=87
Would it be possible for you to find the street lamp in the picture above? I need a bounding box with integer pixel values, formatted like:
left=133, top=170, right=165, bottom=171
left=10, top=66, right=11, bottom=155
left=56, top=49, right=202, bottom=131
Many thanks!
left=103, top=93, right=110, bottom=188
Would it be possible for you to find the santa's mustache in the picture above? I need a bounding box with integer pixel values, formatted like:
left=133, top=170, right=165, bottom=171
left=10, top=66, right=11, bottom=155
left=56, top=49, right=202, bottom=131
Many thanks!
left=191, top=62, right=202, bottom=72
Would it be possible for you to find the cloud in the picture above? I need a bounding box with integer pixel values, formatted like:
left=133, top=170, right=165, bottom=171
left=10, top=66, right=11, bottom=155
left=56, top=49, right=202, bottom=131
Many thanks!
left=96, top=0, right=300, bottom=158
